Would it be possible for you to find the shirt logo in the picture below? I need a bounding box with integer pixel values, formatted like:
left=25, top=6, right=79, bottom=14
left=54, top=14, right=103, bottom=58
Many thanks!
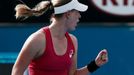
left=91, top=0, right=134, bottom=16
left=69, top=49, right=74, bottom=58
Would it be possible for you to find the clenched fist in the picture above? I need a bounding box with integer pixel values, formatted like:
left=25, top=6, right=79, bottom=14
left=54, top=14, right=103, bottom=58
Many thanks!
left=95, top=49, right=108, bottom=67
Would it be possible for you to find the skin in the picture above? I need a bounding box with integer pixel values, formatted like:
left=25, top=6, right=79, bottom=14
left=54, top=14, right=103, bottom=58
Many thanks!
left=11, top=10, right=108, bottom=75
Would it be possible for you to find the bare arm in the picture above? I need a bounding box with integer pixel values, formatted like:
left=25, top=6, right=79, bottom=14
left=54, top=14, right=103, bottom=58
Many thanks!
left=69, top=34, right=108, bottom=75
left=68, top=34, right=89, bottom=75
left=11, top=31, right=46, bottom=75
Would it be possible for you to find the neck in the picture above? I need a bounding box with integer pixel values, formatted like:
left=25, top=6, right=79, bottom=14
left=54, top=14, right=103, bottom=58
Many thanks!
left=49, top=19, right=67, bottom=39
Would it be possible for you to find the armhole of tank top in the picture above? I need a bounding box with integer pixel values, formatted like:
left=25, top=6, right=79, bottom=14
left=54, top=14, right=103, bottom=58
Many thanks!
left=66, top=33, right=76, bottom=55
left=30, top=28, right=48, bottom=61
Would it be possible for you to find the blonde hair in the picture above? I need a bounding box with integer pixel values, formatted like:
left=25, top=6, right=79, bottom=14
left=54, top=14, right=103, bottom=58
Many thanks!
left=15, top=0, right=71, bottom=20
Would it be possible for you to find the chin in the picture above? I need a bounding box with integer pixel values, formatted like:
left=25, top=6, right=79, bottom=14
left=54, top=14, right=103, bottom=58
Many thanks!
left=70, top=27, right=76, bottom=31
left=68, top=24, right=77, bottom=31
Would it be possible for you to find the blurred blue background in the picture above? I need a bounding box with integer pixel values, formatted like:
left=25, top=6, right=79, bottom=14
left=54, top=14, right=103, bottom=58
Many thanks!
left=0, top=23, right=134, bottom=75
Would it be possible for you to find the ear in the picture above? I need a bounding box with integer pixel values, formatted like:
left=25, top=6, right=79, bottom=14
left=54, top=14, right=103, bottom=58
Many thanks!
left=64, top=11, right=71, bottom=19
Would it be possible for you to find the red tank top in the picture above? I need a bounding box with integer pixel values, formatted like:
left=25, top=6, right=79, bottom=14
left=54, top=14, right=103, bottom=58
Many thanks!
left=28, top=27, right=75, bottom=75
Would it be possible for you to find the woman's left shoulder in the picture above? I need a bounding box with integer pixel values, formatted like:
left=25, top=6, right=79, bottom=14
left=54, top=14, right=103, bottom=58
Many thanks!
left=68, top=33, right=77, bottom=42
left=68, top=33, right=78, bottom=51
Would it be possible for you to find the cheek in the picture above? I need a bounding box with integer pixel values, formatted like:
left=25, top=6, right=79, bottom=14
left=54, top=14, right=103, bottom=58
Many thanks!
left=69, top=19, right=77, bottom=26
left=69, top=17, right=77, bottom=23
left=66, top=16, right=78, bottom=28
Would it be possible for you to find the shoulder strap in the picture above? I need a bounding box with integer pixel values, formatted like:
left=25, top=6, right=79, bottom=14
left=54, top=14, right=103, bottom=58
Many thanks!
left=65, top=32, right=75, bottom=54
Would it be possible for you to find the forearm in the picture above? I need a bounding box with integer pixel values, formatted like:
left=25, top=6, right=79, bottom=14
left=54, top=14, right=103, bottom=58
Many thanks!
left=74, top=60, right=100, bottom=75
left=74, top=66, right=90, bottom=75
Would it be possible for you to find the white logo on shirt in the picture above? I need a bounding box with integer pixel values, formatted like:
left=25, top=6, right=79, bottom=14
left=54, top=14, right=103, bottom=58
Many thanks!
left=69, top=49, right=74, bottom=58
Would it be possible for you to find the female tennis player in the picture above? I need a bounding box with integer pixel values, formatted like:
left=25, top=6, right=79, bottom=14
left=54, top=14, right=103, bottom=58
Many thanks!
left=11, top=0, right=108, bottom=75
